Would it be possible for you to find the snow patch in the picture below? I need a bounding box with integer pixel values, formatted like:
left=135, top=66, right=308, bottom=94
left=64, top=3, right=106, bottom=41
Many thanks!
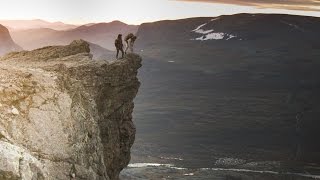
left=196, top=33, right=224, bottom=40
left=172, top=167, right=187, bottom=170
left=226, top=35, right=236, bottom=40
left=184, top=173, right=194, bottom=176
left=211, top=17, right=220, bottom=21
left=191, top=21, right=237, bottom=41
left=194, top=29, right=214, bottom=34
left=192, top=23, right=214, bottom=34
left=194, top=33, right=236, bottom=41
left=192, top=23, right=207, bottom=32
left=128, top=163, right=173, bottom=168
left=160, top=156, right=183, bottom=160
left=127, top=163, right=187, bottom=170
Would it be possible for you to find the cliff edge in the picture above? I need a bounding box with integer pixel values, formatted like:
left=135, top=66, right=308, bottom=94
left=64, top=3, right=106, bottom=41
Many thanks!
left=0, top=40, right=141, bottom=180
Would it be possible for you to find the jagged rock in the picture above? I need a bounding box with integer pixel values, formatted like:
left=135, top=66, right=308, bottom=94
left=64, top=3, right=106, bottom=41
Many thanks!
left=0, top=40, right=142, bottom=180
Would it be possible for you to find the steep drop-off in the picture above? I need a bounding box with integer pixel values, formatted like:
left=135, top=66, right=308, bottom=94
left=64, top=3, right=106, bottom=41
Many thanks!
left=0, top=40, right=141, bottom=180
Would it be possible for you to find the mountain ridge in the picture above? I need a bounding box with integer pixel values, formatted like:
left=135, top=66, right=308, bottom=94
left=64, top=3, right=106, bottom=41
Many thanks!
left=10, top=21, right=138, bottom=50
left=0, top=24, right=22, bottom=55
left=0, top=19, right=78, bottom=31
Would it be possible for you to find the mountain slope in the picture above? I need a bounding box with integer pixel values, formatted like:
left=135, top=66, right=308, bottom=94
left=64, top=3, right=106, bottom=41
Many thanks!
left=10, top=21, right=138, bottom=50
left=137, top=13, right=320, bottom=45
left=135, top=13, right=320, bottom=74
left=131, top=13, right=320, bottom=166
left=0, top=24, right=22, bottom=55
left=0, top=19, right=77, bottom=30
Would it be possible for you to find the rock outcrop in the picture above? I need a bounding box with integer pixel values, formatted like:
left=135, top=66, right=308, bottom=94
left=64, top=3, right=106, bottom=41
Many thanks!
left=0, top=24, right=22, bottom=56
left=0, top=40, right=141, bottom=180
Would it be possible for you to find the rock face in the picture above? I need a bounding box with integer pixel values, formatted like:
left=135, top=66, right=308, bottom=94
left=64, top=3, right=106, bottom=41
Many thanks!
left=0, top=40, right=141, bottom=180
left=0, top=24, right=22, bottom=56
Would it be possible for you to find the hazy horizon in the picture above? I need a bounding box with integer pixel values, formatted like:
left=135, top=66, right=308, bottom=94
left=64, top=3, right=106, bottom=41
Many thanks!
left=0, top=0, right=319, bottom=25
left=1, top=12, right=320, bottom=27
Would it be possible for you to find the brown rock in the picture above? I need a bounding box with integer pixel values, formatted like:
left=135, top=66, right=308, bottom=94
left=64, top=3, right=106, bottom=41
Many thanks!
left=0, top=40, right=141, bottom=180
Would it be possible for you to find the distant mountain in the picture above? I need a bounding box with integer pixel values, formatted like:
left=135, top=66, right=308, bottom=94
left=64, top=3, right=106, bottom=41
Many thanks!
left=88, top=41, right=115, bottom=61
left=0, top=19, right=77, bottom=31
left=83, top=23, right=96, bottom=27
left=138, top=13, right=320, bottom=41
left=0, top=24, right=22, bottom=55
left=10, top=21, right=138, bottom=51
left=136, top=13, right=320, bottom=67
left=132, top=13, right=320, bottom=165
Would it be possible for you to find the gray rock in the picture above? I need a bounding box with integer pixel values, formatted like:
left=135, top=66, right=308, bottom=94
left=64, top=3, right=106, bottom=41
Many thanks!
left=0, top=40, right=142, bottom=180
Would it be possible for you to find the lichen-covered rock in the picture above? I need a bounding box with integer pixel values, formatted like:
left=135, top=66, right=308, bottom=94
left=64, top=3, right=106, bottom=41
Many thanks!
left=0, top=40, right=141, bottom=180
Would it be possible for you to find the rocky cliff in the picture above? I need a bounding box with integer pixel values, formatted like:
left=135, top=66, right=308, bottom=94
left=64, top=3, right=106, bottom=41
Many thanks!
left=0, top=40, right=141, bottom=180
left=0, top=24, right=22, bottom=56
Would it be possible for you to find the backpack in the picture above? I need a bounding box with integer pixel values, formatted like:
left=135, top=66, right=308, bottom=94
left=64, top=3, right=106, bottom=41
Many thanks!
left=125, top=33, right=134, bottom=41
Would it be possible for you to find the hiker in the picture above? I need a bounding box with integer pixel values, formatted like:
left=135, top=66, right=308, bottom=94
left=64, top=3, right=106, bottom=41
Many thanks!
left=115, top=34, right=124, bottom=59
left=125, top=33, right=137, bottom=54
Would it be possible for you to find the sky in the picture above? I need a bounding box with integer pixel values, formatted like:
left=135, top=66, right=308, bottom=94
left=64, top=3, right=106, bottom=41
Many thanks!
left=0, top=0, right=319, bottom=24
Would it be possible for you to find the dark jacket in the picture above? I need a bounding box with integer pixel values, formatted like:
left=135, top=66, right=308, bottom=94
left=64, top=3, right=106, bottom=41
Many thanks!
left=115, top=38, right=123, bottom=49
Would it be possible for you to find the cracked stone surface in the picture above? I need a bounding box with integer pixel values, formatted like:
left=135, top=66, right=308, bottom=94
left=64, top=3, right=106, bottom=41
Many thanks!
left=0, top=40, right=141, bottom=180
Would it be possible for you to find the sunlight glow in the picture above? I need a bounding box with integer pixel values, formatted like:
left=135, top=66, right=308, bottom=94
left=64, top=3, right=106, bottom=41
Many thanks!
left=0, top=0, right=319, bottom=24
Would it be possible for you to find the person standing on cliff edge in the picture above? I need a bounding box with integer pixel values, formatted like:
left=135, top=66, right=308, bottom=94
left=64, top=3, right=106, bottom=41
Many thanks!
left=115, top=34, right=124, bottom=59
left=125, top=33, right=137, bottom=54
